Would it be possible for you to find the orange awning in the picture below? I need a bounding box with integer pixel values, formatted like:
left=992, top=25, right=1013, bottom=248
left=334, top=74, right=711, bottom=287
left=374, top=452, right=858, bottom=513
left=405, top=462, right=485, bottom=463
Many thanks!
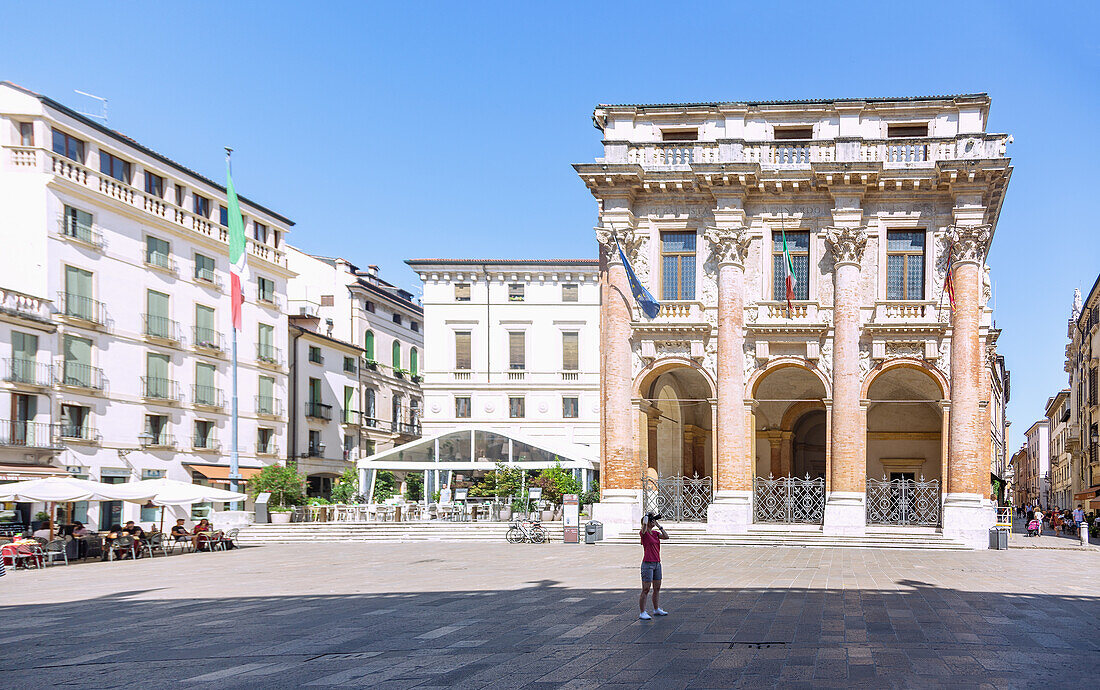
left=0, top=464, right=69, bottom=482
left=1073, top=487, right=1100, bottom=501
left=186, top=465, right=261, bottom=484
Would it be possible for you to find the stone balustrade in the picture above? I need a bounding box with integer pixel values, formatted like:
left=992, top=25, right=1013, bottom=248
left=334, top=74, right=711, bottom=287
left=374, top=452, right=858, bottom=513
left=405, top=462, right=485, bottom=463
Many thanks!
left=871, top=301, right=942, bottom=323
left=441, top=370, right=598, bottom=385
left=0, top=287, right=53, bottom=323
left=634, top=300, right=706, bottom=323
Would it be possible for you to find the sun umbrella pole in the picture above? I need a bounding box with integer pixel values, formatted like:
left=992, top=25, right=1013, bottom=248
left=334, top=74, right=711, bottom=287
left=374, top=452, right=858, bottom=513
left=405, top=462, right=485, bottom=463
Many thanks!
left=49, top=501, right=55, bottom=540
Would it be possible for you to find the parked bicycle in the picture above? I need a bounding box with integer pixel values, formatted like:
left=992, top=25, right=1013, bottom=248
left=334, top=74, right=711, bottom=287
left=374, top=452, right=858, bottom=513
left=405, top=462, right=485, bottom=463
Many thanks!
left=506, top=518, right=547, bottom=544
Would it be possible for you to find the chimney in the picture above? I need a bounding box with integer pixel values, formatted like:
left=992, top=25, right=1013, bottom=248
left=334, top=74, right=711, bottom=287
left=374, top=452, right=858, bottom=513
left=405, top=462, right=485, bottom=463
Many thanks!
left=368, top=265, right=379, bottom=277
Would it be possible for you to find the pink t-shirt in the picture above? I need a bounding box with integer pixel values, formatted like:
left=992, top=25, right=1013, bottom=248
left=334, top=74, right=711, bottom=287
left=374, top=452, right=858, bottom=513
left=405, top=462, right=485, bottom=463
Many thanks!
left=641, top=530, right=661, bottom=563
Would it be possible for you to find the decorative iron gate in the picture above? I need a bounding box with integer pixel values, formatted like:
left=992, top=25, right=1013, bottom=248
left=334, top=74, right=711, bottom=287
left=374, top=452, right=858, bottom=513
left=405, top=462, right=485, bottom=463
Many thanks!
left=753, top=474, right=825, bottom=524
left=642, top=473, right=712, bottom=522
left=866, top=476, right=941, bottom=526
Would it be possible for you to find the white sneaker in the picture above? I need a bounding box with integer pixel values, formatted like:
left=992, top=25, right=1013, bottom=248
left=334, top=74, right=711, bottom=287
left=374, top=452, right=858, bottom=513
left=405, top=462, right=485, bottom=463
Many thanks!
left=654, top=608, right=668, bottom=616
left=638, top=611, right=652, bottom=620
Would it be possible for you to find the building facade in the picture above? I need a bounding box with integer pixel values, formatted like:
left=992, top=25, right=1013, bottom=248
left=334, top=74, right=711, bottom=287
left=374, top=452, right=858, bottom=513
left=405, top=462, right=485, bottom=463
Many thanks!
left=409, top=260, right=601, bottom=453
left=988, top=351, right=1011, bottom=504
left=1010, top=446, right=1034, bottom=507
left=0, top=82, right=293, bottom=528
left=1024, top=420, right=1050, bottom=508
left=1045, top=390, right=1071, bottom=509
left=1067, top=278, right=1100, bottom=507
left=578, top=94, right=1013, bottom=547
left=286, top=248, right=423, bottom=464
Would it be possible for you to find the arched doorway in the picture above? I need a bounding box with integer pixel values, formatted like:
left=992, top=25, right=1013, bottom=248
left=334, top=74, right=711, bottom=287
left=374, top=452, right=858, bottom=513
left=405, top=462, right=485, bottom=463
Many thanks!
left=864, top=361, right=946, bottom=526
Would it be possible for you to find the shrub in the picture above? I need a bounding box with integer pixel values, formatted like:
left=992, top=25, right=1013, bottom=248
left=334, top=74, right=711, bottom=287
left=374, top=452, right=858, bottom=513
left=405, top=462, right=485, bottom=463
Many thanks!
left=529, top=463, right=581, bottom=505
left=404, top=472, right=424, bottom=502
left=372, top=470, right=398, bottom=502
left=248, top=464, right=306, bottom=509
left=330, top=468, right=359, bottom=504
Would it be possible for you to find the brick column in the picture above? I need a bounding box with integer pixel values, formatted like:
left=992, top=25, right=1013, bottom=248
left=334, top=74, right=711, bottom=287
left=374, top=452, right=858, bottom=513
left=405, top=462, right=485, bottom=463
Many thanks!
left=943, top=223, right=997, bottom=547
left=704, top=225, right=753, bottom=533
left=823, top=225, right=868, bottom=536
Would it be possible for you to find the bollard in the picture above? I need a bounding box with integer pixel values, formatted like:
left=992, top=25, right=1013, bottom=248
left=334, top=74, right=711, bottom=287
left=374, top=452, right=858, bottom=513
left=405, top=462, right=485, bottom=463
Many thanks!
left=1081, top=523, right=1088, bottom=547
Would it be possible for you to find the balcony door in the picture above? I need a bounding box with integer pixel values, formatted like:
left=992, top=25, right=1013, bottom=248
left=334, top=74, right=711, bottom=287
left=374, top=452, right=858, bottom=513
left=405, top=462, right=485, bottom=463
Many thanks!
left=10, top=393, right=36, bottom=445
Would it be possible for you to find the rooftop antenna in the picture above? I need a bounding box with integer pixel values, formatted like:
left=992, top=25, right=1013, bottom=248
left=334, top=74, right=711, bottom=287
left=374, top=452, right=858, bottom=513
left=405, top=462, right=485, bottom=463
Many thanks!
left=73, top=90, right=108, bottom=125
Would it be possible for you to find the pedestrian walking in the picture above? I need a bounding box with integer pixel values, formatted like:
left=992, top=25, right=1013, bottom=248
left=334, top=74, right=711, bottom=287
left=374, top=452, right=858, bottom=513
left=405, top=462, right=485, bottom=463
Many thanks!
left=638, top=513, right=669, bottom=621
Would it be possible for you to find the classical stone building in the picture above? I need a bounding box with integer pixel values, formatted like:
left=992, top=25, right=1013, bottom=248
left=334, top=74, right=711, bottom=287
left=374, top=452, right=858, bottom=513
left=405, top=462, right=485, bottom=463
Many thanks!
left=577, top=94, right=1013, bottom=547
left=1045, top=390, right=1072, bottom=509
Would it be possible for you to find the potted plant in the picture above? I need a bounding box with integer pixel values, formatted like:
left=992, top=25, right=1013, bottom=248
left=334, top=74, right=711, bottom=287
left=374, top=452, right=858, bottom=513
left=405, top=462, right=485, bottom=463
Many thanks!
left=31, top=510, right=50, bottom=531
left=269, top=507, right=293, bottom=524
left=363, top=359, right=378, bottom=371
left=248, top=464, right=306, bottom=523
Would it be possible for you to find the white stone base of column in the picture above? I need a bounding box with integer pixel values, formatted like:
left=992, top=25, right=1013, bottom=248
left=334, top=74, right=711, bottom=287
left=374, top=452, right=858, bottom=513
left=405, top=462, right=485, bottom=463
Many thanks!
left=823, top=491, right=866, bottom=536
left=706, top=490, right=752, bottom=534
left=591, top=489, right=642, bottom=539
left=942, top=493, right=996, bottom=549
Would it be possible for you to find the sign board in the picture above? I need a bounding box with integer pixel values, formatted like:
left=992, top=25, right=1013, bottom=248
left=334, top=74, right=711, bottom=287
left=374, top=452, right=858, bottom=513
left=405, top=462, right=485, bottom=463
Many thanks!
left=454, top=488, right=468, bottom=501
left=254, top=492, right=271, bottom=524
left=563, top=494, right=579, bottom=543
left=528, top=487, right=542, bottom=501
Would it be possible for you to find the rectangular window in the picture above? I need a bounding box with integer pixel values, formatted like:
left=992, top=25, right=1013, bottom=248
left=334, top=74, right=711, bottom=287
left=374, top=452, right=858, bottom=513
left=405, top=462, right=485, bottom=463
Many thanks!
left=321, top=294, right=334, bottom=307
left=455, top=396, right=471, bottom=418
left=661, top=129, right=698, bottom=142
left=62, top=334, right=93, bottom=387
left=508, top=284, right=524, bottom=302
left=888, top=123, right=929, bottom=138
left=661, top=231, right=697, bottom=300
left=258, top=375, right=275, bottom=414
left=145, top=289, right=171, bottom=338
left=308, top=377, right=322, bottom=405
left=63, top=265, right=94, bottom=320
left=410, top=321, right=420, bottom=333
left=455, top=284, right=471, bottom=301
left=562, top=331, right=579, bottom=371
left=146, top=352, right=171, bottom=398
left=219, top=205, right=229, bottom=227
left=509, top=396, right=525, bottom=418
left=308, top=429, right=322, bottom=456
left=772, top=230, right=809, bottom=301
left=99, top=151, right=131, bottom=184
left=145, top=171, right=164, bottom=197
left=146, top=235, right=171, bottom=269
left=193, top=194, right=210, bottom=217
left=508, top=331, right=525, bottom=370
left=258, top=323, right=275, bottom=361
left=455, top=331, right=471, bottom=370
left=562, top=284, right=579, bottom=302
left=308, top=345, right=323, bottom=364
left=19, top=122, right=33, bottom=146
left=195, top=304, right=216, bottom=346
left=257, top=276, right=275, bottom=303
left=51, top=129, right=85, bottom=163
left=175, top=185, right=185, bottom=207
left=145, top=414, right=169, bottom=445
left=195, top=362, right=216, bottom=405
left=392, top=312, right=402, bottom=325
left=343, top=356, right=356, bottom=373
left=886, top=230, right=925, bottom=300
left=257, top=427, right=274, bottom=454
left=193, top=420, right=214, bottom=449
left=194, top=253, right=215, bottom=283
left=254, top=222, right=268, bottom=243
left=62, top=206, right=94, bottom=243
left=60, top=404, right=90, bottom=439
left=563, top=396, right=579, bottom=419
left=774, top=127, right=813, bottom=140
left=364, top=301, right=375, bottom=313
left=11, top=332, right=37, bottom=384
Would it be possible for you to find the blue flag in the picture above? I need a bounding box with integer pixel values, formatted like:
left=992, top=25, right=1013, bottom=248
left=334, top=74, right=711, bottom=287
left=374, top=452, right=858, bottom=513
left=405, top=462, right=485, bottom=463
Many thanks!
left=617, top=240, right=661, bottom=319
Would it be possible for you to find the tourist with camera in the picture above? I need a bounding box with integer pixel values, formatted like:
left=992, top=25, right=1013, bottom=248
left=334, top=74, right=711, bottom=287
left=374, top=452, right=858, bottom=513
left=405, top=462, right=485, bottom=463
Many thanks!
left=638, top=513, right=669, bottom=620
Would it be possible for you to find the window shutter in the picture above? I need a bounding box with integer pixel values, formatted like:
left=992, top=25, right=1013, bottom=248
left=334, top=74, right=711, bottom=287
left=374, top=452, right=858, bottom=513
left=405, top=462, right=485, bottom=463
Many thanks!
left=364, top=331, right=375, bottom=360
left=197, top=363, right=215, bottom=388
left=147, top=290, right=169, bottom=319
left=392, top=341, right=402, bottom=370
left=147, top=353, right=169, bottom=379
left=562, top=332, right=578, bottom=371
left=509, top=332, right=525, bottom=370
left=410, top=348, right=419, bottom=376
left=196, top=305, right=214, bottom=332
left=455, top=332, right=471, bottom=370
left=562, top=284, right=578, bottom=302
left=259, top=376, right=273, bottom=400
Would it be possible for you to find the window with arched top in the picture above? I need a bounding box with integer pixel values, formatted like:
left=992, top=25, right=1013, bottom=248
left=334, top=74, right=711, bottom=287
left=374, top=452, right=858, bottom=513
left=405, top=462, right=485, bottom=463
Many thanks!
left=364, top=330, right=375, bottom=360
left=392, top=340, right=402, bottom=370
left=410, top=348, right=419, bottom=376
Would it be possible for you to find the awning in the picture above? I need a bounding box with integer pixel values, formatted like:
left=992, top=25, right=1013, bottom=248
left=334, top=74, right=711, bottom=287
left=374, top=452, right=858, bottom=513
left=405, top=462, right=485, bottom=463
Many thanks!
left=1073, top=487, right=1100, bottom=500
left=186, top=465, right=262, bottom=484
left=0, top=464, right=68, bottom=482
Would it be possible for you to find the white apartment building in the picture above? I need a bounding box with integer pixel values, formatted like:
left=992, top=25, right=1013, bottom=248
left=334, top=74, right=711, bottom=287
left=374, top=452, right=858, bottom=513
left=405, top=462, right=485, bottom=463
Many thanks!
left=408, top=259, right=601, bottom=451
left=0, top=81, right=293, bottom=529
left=1045, top=390, right=1071, bottom=509
left=286, top=247, right=423, bottom=463
left=1024, top=420, right=1051, bottom=507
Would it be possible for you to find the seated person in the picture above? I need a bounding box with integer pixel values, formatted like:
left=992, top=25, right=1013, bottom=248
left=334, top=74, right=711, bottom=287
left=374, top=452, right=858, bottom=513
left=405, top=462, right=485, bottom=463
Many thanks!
left=71, top=521, right=92, bottom=537
left=170, top=519, right=192, bottom=546
left=192, top=519, right=213, bottom=550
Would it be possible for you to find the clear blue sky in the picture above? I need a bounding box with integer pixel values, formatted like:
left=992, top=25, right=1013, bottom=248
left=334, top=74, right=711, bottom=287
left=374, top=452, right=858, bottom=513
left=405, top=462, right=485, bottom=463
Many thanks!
left=4, top=1, right=1097, bottom=441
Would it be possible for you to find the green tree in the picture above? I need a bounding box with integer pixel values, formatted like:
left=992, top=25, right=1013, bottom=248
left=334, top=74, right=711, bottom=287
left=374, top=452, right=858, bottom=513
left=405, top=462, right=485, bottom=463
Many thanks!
left=372, top=470, right=398, bottom=502
left=404, top=472, right=424, bottom=502
left=247, top=464, right=306, bottom=508
left=530, top=462, right=582, bottom=504
left=330, top=468, right=360, bottom=503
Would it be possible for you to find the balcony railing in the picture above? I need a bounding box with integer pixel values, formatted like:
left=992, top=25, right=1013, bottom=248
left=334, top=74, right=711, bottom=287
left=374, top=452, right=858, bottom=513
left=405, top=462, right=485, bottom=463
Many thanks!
left=256, top=442, right=279, bottom=456
left=59, top=424, right=101, bottom=442
left=144, top=251, right=179, bottom=274
left=59, top=361, right=105, bottom=391
left=2, top=358, right=53, bottom=386
left=344, top=410, right=361, bottom=425
left=141, top=432, right=176, bottom=449
left=257, top=293, right=281, bottom=309
left=193, top=326, right=225, bottom=352
left=871, top=301, right=942, bottom=324
left=194, top=268, right=225, bottom=291
left=391, top=420, right=421, bottom=436
left=57, top=291, right=106, bottom=325
left=634, top=300, right=707, bottom=323
left=141, top=376, right=181, bottom=402
left=305, top=402, right=332, bottom=420
left=0, top=421, right=63, bottom=449
left=57, top=214, right=106, bottom=249
left=192, top=385, right=225, bottom=408
left=255, top=395, right=283, bottom=416
left=362, top=416, right=382, bottom=429
left=143, top=314, right=181, bottom=342
left=192, top=436, right=221, bottom=452
left=256, top=344, right=282, bottom=366
left=0, top=288, right=52, bottom=323
left=306, top=444, right=326, bottom=458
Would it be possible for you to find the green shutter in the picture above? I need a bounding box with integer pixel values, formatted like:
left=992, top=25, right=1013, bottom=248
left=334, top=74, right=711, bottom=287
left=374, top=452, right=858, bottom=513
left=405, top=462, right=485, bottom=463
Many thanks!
left=64, top=335, right=92, bottom=387
left=344, top=386, right=356, bottom=423
left=147, top=290, right=169, bottom=318
left=410, top=348, right=418, bottom=376
left=196, top=305, right=215, bottom=331
left=364, top=331, right=374, bottom=360
left=392, top=341, right=401, bottom=370
left=259, top=375, right=274, bottom=399
left=259, top=323, right=273, bottom=348
left=65, top=265, right=92, bottom=298
left=308, top=378, right=322, bottom=404
left=12, top=332, right=37, bottom=362
left=196, top=363, right=215, bottom=389
left=147, top=352, right=169, bottom=379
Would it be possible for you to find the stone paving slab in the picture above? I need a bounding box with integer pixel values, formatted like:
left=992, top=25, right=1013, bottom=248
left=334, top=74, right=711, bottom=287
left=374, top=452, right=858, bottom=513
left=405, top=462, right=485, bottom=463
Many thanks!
left=2, top=542, right=1099, bottom=687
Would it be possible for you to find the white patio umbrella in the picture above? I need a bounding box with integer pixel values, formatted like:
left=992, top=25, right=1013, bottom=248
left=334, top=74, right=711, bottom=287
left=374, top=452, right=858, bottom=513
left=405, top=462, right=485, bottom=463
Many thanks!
left=0, top=477, right=127, bottom=539
left=110, top=478, right=248, bottom=533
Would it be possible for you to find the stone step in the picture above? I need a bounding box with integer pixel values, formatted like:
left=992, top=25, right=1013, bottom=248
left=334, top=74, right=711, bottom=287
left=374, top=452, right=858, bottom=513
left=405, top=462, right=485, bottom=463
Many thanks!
left=237, top=521, right=566, bottom=544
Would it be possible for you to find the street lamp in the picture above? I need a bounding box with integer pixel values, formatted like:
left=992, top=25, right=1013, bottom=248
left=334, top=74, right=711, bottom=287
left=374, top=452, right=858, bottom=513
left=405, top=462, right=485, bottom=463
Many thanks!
left=137, top=430, right=154, bottom=447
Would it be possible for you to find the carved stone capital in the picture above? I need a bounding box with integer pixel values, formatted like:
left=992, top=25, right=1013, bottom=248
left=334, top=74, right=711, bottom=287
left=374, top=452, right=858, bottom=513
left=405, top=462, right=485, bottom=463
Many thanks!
left=822, top=226, right=868, bottom=267
left=595, top=225, right=642, bottom=264
left=704, top=225, right=751, bottom=268
left=946, top=223, right=992, bottom=265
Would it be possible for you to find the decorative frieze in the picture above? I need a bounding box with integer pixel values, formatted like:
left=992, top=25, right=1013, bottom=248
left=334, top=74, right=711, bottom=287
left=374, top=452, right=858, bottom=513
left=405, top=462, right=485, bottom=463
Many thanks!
left=704, top=225, right=752, bottom=268
left=822, top=226, right=869, bottom=266
left=945, top=223, right=992, bottom=265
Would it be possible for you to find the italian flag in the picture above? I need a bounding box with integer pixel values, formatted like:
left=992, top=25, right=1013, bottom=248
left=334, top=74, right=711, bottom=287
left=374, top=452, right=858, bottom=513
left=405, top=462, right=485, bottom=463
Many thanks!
left=227, top=162, right=246, bottom=330
left=780, top=227, right=796, bottom=311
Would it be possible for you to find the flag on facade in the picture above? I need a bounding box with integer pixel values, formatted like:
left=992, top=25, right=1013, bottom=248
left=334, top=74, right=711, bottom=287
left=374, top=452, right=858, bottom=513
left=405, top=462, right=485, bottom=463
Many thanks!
left=227, top=161, right=246, bottom=329
left=617, top=238, right=661, bottom=319
left=780, top=227, right=797, bottom=311
left=943, top=245, right=956, bottom=311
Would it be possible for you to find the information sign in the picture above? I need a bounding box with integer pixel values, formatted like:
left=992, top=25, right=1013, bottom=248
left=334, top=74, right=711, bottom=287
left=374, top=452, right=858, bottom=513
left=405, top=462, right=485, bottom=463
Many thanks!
left=563, top=494, right=579, bottom=543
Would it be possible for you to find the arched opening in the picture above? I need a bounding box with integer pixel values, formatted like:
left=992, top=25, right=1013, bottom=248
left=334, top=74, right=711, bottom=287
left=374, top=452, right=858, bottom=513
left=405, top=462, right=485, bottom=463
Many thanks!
left=639, top=364, right=714, bottom=480
left=865, top=363, right=944, bottom=482
left=751, top=363, right=829, bottom=479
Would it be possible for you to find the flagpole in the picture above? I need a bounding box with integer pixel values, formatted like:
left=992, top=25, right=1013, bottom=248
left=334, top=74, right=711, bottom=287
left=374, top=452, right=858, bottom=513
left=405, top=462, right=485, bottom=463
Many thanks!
left=226, top=147, right=241, bottom=509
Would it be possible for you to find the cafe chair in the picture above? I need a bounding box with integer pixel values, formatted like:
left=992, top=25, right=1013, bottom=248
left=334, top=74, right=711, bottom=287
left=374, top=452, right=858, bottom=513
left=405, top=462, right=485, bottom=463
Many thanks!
left=43, top=539, right=69, bottom=566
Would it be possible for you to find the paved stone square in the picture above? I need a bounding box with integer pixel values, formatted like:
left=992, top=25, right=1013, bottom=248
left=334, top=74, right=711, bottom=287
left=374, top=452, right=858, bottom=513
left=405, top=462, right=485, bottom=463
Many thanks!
left=2, top=541, right=1099, bottom=688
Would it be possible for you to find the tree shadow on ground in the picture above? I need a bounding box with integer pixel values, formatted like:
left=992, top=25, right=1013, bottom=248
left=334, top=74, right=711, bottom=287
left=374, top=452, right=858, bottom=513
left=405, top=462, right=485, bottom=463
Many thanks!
left=1, top=578, right=1097, bottom=688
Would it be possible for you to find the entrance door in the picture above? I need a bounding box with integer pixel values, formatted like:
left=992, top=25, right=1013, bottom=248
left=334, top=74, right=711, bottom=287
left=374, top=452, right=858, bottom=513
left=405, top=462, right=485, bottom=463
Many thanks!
left=99, top=476, right=125, bottom=527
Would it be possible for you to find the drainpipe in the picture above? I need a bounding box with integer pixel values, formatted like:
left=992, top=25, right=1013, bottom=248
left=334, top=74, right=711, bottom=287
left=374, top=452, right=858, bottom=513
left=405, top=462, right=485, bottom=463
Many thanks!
left=483, top=265, right=491, bottom=384
left=289, top=327, right=302, bottom=468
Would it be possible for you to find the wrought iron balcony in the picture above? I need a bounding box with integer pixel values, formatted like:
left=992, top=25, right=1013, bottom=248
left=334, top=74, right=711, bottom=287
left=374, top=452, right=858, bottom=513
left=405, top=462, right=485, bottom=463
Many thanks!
left=194, top=268, right=224, bottom=291
left=143, top=314, right=181, bottom=342
left=0, top=421, right=63, bottom=449
left=58, top=361, right=105, bottom=391
left=192, top=436, right=221, bottom=452
left=57, top=214, right=106, bottom=249
left=391, top=420, right=421, bottom=436
left=256, top=441, right=279, bottom=456
left=144, top=250, right=178, bottom=274
left=255, top=395, right=283, bottom=417
left=192, top=384, right=225, bottom=409
left=2, top=358, right=54, bottom=386
left=57, top=291, right=106, bottom=325
left=141, top=376, right=181, bottom=402
left=59, top=423, right=101, bottom=442
left=141, top=432, right=176, bottom=449
left=256, top=344, right=282, bottom=367
left=193, top=326, right=225, bottom=352
left=343, top=410, right=361, bottom=425
left=305, top=402, right=332, bottom=421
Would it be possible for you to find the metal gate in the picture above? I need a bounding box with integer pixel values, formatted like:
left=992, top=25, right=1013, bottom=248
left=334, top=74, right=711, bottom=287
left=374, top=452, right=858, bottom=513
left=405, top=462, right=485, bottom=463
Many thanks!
left=753, top=474, right=825, bottom=524
left=642, top=473, right=712, bottom=522
left=866, top=476, right=941, bottom=526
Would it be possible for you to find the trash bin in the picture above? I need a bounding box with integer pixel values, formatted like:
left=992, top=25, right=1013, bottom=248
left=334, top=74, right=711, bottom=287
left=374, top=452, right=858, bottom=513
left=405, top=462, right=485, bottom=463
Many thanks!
left=989, top=527, right=1008, bottom=550
left=585, top=521, right=603, bottom=544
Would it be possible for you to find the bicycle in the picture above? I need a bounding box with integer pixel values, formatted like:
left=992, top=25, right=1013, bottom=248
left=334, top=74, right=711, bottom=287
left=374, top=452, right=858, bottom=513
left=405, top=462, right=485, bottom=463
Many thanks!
left=506, top=518, right=547, bottom=544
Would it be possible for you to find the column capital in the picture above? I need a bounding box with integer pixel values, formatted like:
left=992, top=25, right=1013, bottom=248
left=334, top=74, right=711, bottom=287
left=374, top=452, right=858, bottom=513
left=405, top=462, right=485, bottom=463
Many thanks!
left=595, top=224, right=642, bottom=266
left=822, top=226, right=868, bottom=267
left=704, top=225, right=752, bottom=268
left=946, top=223, right=992, bottom=266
